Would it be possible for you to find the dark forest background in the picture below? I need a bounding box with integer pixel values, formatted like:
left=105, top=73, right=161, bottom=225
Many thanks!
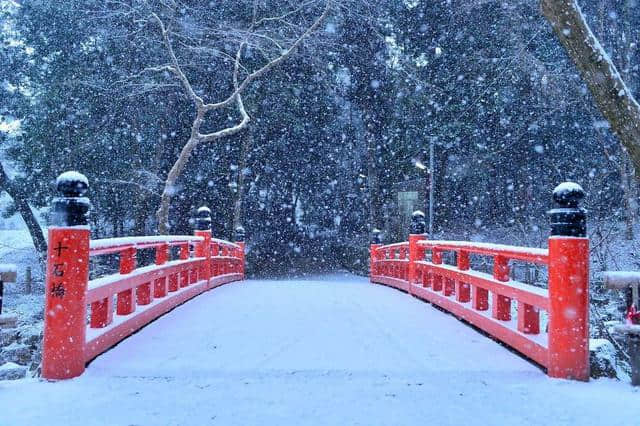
left=1, top=1, right=639, bottom=276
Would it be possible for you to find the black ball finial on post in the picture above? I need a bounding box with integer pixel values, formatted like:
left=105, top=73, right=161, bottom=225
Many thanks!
left=195, top=206, right=212, bottom=231
left=234, top=225, right=246, bottom=242
left=548, top=182, right=587, bottom=237
left=410, top=210, right=426, bottom=235
left=371, top=228, right=382, bottom=244
left=51, top=171, right=90, bottom=226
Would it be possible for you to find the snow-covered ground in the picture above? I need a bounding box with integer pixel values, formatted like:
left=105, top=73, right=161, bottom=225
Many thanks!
left=0, top=228, right=44, bottom=328
left=0, top=227, right=43, bottom=285
left=0, top=274, right=637, bottom=425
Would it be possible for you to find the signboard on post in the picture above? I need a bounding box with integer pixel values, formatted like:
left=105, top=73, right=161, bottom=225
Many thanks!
left=398, top=191, right=419, bottom=237
left=0, top=264, right=17, bottom=324
left=0, top=270, right=17, bottom=283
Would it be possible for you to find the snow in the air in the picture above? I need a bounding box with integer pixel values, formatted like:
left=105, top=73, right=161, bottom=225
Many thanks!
left=3, top=1, right=640, bottom=423
left=89, top=235, right=205, bottom=251
left=552, top=181, right=584, bottom=196
left=417, top=240, right=548, bottom=258
left=0, top=263, right=16, bottom=274
left=55, top=171, right=89, bottom=187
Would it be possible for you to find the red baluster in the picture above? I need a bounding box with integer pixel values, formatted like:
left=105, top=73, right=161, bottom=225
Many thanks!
left=517, top=301, right=540, bottom=334
left=154, top=243, right=169, bottom=298
left=211, top=243, right=220, bottom=277
left=180, top=243, right=189, bottom=287
left=456, top=251, right=471, bottom=303
left=472, top=251, right=488, bottom=311
left=117, top=247, right=136, bottom=314
left=431, top=248, right=443, bottom=291
left=492, top=256, right=511, bottom=320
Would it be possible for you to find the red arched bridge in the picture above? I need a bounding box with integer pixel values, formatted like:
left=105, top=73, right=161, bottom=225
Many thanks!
left=3, top=172, right=636, bottom=425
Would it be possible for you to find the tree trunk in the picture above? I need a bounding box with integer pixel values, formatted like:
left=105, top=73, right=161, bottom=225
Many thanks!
left=366, top=130, right=380, bottom=230
left=151, top=3, right=328, bottom=234
left=233, top=128, right=253, bottom=231
left=135, top=118, right=167, bottom=236
left=437, top=152, right=448, bottom=232
left=540, top=0, right=640, bottom=175
left=621, top=154, right=637, bottom=240
left=157, top=136, right=201, bottom=234
left=0, top=161, right=47, bottom=270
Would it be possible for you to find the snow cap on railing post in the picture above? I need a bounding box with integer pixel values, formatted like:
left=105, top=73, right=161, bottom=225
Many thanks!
left=409, top=211, right=427, bottom=293
left=547, top=182, right=590, bottom=381
left=370, top=229, right=382, bottom=282
left=410, top=210, right=426, bottom=235
left=51, top=171, right=90, bottom=226
left=234, top=226, right=246, bottom=242
left=195, top=206, right=212, bottom=231
left=234, top=226, right=246, bottom=279
left=194, top=206, right=212, bottom=284
left=548, top=182, right=586, bottom=237
left=42, top=171, right=91, bottom=380
left=371, top=228, right=382, bottom=244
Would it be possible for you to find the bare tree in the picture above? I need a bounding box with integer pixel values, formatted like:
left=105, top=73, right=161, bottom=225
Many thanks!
left=619, top=152, right=637, bottom=240
left=0, top=159, right=47, bottom=269
left=366, top=129, right=380, bottom=230
left=540, top=0, right=640, bottom=175
left=128, top=1, right=333, bottom=233
left=232, top=127, right=253, bottom=232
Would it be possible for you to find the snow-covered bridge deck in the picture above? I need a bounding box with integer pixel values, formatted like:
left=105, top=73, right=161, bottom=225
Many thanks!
left=2, top=274, right=637, bottom=425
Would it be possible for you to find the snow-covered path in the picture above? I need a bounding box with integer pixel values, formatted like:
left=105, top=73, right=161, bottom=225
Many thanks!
left=1, top=274, right=637, bottom=425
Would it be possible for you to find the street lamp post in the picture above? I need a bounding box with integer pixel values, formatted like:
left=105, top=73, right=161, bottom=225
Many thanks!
left=428, top=138, right=434, bottom=235
left=412, top=138, right=435, bottom=235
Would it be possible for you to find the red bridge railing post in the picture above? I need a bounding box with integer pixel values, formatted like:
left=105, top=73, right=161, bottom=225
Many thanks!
left=431, top=248, right=443, bottom=292
left=408, top=211, right=427, bottom=295
left=456, top=251, right=471, bottom=303
left=154, top=243, right=169, bottom=298
left=492, top=256, right=511, bottom=321
left=369, top=229, right=382, bottom=282
left=117, top=247, right=137, bottom=314
left=235, top=226, right=246, bottom=279
left=42, top=172, right=91, bottom=380
left=211, top=241, right=219, bottom=277
left=194, top=206, right=212, bottom=284
left=547, top=183, right=589, bottom=381
left=179, top=243, right=190, bottom=287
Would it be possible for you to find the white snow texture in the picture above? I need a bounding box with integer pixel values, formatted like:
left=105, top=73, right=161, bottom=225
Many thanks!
left=1, top=274, right=637, bottom=426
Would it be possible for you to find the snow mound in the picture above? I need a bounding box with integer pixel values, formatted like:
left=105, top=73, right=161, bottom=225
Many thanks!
left=55, top=171, right=89, bottom=187
left=0, top=264, right=17, bottom=274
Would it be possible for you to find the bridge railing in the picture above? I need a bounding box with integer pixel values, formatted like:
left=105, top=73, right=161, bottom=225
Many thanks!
left=42, top=172, right=245, bottom=380
left=370, top=183, right=590, bottom=381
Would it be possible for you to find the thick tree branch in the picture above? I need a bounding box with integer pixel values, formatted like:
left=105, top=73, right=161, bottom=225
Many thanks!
left=151, top=12, right=204, bottom=109
left=541, top=0, right=640, bottom=175
left=0, top=161, right=47, bottom=270
left=154, top=1, right=330, bottom=233
left=155, top=42, right=250, bottom=233
left=200, top=42, right=250, bottom=142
